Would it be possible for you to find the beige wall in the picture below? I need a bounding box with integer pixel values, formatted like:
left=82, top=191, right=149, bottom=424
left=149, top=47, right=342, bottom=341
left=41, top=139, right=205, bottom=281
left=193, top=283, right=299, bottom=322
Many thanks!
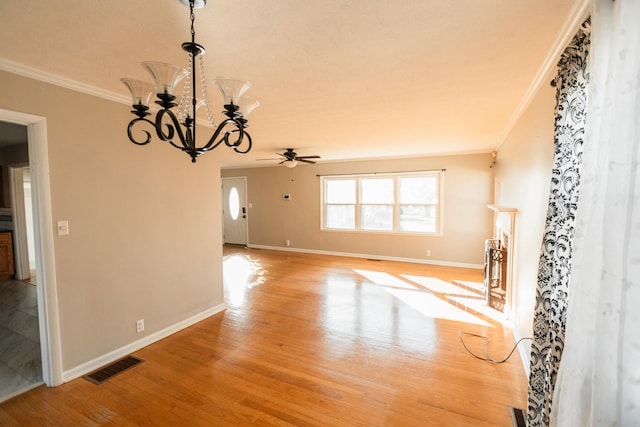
left=223, top=153, right=494, bottom=266
left=0, top=70, right=224, bottom=371
left=493, top=69, right=556, bottom=364
left=0, top=60, right=554, bottom=374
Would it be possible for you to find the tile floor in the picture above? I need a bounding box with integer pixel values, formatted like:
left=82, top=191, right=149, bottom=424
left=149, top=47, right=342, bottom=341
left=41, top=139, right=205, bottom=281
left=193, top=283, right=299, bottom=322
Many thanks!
left=0, top=279, right=42, bottom=402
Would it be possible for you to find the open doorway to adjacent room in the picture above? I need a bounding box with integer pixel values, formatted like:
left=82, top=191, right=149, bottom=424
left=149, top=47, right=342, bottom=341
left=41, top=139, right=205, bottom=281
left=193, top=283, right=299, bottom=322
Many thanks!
left=0, top=121, right=42, bottom=402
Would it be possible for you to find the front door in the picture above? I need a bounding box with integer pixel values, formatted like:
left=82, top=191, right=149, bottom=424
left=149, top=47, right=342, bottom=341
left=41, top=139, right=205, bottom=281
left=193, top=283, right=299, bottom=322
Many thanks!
left=222, top=177, right=248, bottom=245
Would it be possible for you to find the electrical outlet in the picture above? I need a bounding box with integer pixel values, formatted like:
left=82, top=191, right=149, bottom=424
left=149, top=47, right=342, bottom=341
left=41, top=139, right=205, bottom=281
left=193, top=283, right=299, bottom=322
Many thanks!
left=136, top=319, right=144, bottom=333
left=285, top=240, right=290, bottom=247
left=426, top=250, right=431, bottom=257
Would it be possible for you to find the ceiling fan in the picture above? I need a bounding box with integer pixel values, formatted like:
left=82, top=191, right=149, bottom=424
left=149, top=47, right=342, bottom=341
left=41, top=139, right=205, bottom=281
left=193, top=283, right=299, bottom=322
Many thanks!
left=259, top=148, right=321, bottom=168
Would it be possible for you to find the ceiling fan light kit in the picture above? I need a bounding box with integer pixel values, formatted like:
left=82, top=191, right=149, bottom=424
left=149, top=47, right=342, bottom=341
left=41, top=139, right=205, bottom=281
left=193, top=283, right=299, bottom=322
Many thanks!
left=283, top=159, right=298, bottom=168
left=121, top=0, right=258, bottom=163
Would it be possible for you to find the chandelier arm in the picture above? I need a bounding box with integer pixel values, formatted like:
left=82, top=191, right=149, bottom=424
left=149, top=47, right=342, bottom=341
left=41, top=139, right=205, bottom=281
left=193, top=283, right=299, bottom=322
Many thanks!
left=155, top=109, right=190, bottom=150
left=223, top=127, right=244, bottom=148
left=200, top=118, right=243, bottom=150
left=127, top=118, right=156, bottom=145
left=227, top=130, right=252, bottom=154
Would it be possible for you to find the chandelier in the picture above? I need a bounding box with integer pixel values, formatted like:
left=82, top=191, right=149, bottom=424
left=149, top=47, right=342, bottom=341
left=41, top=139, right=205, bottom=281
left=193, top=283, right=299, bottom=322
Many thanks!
left=121, top=0, right=258, bottom=163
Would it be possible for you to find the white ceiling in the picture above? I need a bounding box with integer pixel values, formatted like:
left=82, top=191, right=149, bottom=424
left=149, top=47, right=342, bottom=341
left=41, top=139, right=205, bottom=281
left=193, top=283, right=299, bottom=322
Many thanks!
left=0, top=0, right=585, bottom=168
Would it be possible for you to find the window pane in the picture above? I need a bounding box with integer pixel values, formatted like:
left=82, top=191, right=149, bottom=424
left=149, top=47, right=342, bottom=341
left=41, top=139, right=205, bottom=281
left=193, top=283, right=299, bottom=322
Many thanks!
left=326, top=180, right=356, bottom=203
left=323, top=172, right=442, bottom=234
left=399, top=176, right=437, bottom=204
left=361, top=178, right=394, bottom=203
left=399, top=205, right=436, bottom=232
left=229, top=187, right=240, bottom=220
left=326, top=205, right=355, bottom=229
left=362, top=205, right=393, bottom=230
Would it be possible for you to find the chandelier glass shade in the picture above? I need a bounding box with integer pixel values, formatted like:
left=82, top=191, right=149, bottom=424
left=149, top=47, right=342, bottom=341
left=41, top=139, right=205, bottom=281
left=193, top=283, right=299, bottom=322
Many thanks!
left=121, top=0, right=257, bottom=163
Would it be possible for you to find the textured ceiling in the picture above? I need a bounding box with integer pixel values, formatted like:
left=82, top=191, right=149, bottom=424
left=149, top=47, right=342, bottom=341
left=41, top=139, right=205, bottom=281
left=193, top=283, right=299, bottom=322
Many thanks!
left=0, top=0, right=585, bottom=167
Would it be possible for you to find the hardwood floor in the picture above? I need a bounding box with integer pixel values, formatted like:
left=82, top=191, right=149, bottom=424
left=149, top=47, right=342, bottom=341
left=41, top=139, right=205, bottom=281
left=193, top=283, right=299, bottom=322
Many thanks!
left=0, top=246, right=527, bottom=426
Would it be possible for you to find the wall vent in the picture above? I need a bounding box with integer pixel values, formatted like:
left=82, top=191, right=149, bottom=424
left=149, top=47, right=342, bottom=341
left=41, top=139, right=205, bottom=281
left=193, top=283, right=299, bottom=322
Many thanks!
left=83, top=356, right=143, bottom=385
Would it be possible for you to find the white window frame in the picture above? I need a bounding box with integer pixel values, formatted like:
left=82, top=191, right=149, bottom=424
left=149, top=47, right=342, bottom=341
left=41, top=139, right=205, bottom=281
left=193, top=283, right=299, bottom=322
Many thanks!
left=320, top=171, right=443, bottom=235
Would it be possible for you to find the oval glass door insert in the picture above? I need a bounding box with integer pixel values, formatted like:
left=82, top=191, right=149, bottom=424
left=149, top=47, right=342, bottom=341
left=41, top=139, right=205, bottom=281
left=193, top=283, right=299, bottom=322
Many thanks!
left=229, top=187, right=240, bottom=220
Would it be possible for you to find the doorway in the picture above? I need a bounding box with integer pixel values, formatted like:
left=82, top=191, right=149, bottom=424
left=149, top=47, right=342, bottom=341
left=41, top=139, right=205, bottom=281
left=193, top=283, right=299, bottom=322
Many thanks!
left=222, top=177, right=248, bottom=246
left=10, top=165, right=36, bottom=281
left=0, top=109, right=62, bottom=401
left=0, top=126, right=41, bottom=401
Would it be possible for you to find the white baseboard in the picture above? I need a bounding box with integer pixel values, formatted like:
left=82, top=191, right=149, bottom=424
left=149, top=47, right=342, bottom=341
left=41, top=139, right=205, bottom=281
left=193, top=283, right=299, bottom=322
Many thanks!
left=246, top=244, right=484, bottom=270
left=62, top=303, right=226, bottom=383
left=510, top=321, right=531, bottom=378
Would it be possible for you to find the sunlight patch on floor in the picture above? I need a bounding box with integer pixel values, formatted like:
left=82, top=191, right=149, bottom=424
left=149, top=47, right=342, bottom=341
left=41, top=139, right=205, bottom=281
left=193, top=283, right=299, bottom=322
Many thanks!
left=321, top=272, right=439, bottom=354
left=353, top=269, right=418, bottom=289
left=402, top=274, right=479, bottom=297
left=447, top=294, right=506, bottom=324
left=388, top=287, right=492, bottom=327
left=223, top=254, right=265, bottom=306
left=354, top=269, right=492, bottom=327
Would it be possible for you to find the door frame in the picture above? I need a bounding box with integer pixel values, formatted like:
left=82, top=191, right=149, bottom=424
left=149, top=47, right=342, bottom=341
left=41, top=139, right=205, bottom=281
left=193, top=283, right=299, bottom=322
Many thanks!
left=9, top=164, right=30, bottom=280
left=0, top=108, right=62, bottom=387
left=222, top=176, right=248, bottom=245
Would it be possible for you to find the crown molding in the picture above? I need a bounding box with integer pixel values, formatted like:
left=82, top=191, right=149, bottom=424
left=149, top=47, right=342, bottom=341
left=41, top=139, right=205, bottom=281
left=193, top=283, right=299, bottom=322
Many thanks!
left=495, top=0, right=591, bottom=151
left=0, top=57, right=130, bottom=106
left=0, top=57, right=221, bottom=128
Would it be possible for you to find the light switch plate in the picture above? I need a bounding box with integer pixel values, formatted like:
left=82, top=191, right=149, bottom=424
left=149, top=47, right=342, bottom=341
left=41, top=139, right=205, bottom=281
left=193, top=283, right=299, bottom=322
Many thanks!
left=57, top=220, right=69, bottom=236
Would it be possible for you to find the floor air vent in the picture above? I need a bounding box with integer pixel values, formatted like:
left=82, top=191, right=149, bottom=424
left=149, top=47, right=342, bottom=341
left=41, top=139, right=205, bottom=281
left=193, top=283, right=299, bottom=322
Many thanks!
left=510, top=407, right=526, bottom=427
left=83, top=356, right=143, bottom=384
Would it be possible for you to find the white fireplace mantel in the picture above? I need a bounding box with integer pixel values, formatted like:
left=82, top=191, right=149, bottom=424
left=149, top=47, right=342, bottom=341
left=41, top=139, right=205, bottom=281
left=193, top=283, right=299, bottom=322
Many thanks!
left=488, top=205, right=517, bottom=237
left=487, top=204, right=517, bottom=318
left=487, top=204, right=517, bottom=213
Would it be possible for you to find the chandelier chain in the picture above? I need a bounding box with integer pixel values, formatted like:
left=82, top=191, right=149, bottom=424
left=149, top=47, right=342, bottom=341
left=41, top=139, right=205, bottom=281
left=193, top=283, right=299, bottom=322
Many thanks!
left=178, top=51, right=194, bottom=123
left=188, top=0, right=197, bottom=147
left=199, top=55, right=215, bottom=124
left=190, top=1, right=196, bottom=38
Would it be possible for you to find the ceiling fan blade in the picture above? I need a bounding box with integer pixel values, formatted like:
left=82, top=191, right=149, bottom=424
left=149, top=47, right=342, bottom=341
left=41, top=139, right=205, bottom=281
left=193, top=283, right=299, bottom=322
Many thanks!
left=296, top=155, right=321, bottom=160
left=298, top=158, right=317, bottom=164
left=256, top=157, right=281, bottom=161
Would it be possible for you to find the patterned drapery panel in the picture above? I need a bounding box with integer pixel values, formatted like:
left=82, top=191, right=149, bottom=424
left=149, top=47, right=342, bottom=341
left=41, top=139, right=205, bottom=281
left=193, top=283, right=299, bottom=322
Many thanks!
left=527, top=19, right=590, bottom=427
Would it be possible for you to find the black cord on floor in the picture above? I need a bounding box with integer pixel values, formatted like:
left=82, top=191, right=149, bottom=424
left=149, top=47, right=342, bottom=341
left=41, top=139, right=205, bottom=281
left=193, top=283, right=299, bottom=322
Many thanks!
left=458, top=331, right=532, bottom=363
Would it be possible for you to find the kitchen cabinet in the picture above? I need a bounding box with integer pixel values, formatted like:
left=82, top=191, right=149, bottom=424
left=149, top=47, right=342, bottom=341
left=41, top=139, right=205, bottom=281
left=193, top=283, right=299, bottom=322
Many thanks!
left=0, top=231, right=15, bottom=280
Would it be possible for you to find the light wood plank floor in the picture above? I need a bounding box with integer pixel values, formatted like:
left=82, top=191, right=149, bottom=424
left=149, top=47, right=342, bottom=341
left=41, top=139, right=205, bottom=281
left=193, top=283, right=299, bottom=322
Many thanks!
left=0, top=246, right=528, bottom=426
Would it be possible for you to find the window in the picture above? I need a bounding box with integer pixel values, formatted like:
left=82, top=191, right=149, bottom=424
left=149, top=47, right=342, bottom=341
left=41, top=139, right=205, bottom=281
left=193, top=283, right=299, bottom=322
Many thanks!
left=228, top=187, right=240, bottom=220
left=321, top=171, right=442, bottom=234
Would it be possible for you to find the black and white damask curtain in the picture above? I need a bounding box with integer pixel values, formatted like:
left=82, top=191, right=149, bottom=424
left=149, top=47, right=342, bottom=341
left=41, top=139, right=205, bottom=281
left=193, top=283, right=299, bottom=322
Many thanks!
left=527, top=19, right=590, bottom=427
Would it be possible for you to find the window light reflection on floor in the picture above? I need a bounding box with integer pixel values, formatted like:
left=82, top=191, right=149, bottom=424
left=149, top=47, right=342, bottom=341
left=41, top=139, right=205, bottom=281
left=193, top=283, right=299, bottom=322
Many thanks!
left=447, top=295, right=506, bottom=324
left=321, top=272, right=439, bottom=354
left=401, top=274, right=479, bottom=296
left=223, top=254, right=265, bottom=306
left=354, top=269, right=493, bottom=327
left=352, top=269, right=417, bottom=289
